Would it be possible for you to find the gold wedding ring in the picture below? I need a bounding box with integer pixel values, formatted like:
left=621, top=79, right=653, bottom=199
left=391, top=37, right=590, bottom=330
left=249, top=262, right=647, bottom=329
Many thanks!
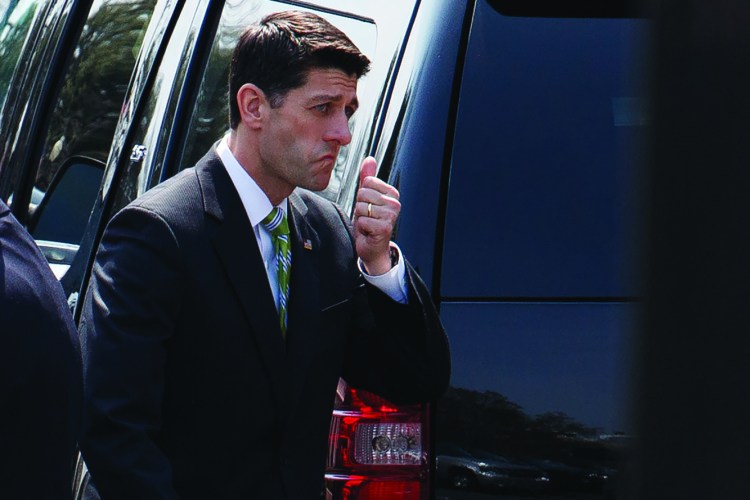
left=367, top=202, right=372, bottom=218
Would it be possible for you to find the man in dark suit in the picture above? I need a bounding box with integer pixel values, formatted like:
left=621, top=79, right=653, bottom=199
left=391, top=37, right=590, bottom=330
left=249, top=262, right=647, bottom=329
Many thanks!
left=0, top=199, right=82, bottom=498
left=79, top=10, right=450, bottom=499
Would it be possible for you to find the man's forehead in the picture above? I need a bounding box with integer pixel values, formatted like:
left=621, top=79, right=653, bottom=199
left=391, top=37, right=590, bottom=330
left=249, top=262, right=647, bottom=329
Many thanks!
left=302, top=68, right=358, bottom=94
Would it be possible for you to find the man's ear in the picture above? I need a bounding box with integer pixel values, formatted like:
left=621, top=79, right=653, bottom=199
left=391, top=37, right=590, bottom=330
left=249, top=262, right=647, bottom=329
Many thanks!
left=236, top=83, right=266, bottom=129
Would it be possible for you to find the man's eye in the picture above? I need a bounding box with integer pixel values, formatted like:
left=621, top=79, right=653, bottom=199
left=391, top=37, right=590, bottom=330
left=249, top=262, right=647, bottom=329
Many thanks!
left=314, top=103, right=329, bottom=113
left=345, top=107, right=355, bottom=119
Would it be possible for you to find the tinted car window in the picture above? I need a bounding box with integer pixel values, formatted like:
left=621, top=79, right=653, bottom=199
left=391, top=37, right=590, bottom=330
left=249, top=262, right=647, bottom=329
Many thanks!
left=441, top=3, right=649, bottom=298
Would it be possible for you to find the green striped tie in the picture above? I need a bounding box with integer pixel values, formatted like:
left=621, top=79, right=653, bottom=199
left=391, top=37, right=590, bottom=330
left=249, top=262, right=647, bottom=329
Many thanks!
left=262, top=207, right=291, bottom=338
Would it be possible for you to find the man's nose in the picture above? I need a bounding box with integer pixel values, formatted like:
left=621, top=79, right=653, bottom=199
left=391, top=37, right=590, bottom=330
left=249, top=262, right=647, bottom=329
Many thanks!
left=324, top=114, right=352, bottom=146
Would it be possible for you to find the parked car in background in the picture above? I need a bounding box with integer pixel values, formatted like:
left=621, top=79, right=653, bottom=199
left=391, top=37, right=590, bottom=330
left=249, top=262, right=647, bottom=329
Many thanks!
left=0, top=0, right=648, bottom=498
left=436, top=444, right=550, bottom=494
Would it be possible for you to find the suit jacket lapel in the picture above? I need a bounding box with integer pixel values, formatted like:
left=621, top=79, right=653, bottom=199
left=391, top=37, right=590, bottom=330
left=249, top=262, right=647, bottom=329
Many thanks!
left=285, top=192, right=322, bottom=408
left=196, top=150, right=289, bottom=411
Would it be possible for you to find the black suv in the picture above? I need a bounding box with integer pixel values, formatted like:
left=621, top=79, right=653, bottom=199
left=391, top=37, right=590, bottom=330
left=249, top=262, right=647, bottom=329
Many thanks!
left=0, top=0, right=648, bottom=497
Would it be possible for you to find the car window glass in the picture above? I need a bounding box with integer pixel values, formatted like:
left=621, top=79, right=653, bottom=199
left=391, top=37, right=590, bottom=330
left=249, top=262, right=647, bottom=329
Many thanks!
left=28, top=0, right=156, bottom=239
left=441, top=2, right=649, bottom=298
left=179, top=0, right=376, bottom=204
left=0, top=0, right=41, bottom=111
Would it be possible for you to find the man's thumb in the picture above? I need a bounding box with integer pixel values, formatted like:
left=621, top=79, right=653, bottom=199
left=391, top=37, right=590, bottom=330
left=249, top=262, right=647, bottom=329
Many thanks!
left=359, top=156, right=377, bottom=186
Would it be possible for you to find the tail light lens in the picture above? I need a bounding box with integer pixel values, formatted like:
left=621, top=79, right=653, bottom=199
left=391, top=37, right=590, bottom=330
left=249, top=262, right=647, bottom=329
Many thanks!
left=325, top=379, right=430, bottom=500
left=354, top=421, right=422, bottom=465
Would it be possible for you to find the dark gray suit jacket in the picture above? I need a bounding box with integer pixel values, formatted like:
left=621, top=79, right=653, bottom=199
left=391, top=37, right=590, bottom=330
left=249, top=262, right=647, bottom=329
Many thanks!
left=0, top=200, right=82, bottom=499
left=79, top=150, right=450, bottom=499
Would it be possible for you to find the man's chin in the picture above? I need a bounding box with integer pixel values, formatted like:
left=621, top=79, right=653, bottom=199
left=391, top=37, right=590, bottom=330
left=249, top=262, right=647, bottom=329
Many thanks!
left=304, top=174, right=333, bottom=193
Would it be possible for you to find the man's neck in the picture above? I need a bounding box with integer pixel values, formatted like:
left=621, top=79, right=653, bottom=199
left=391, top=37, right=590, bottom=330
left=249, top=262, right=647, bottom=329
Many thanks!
left=226, top=131, right=291, bottom=206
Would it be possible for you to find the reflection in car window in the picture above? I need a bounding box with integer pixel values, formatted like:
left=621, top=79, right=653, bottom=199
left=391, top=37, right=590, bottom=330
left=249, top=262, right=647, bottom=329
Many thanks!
left=437, top=302, right=634, bottom=499
left=0, top=0, right=41, bottom=110
left=28, top=0, right=155, bottom=236
left=180, top=0, right=376, bottom=203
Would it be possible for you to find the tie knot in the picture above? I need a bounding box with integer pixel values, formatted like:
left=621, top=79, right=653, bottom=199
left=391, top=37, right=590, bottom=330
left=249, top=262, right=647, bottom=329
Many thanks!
left=262, top=207, right=289, bottom=237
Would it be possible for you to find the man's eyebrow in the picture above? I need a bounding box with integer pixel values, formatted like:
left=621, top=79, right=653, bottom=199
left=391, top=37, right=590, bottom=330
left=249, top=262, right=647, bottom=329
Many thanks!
left=308, top=93, right=359, bottom=108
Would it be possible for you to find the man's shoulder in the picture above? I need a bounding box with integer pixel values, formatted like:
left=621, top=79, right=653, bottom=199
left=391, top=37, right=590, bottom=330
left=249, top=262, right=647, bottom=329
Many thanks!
left=0, top=202, right=51, bottom=279
left=0, top=205, right=76, bottom=337
left=132, top=167, right=200, bottom=210
left=293, top=188, right=347, bottom=223
left=127, top=149, right=222, bottom=217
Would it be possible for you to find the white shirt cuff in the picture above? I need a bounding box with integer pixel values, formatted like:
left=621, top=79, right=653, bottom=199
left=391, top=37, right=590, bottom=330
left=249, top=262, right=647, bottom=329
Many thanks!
left=358, top=243, right=408, bottom=304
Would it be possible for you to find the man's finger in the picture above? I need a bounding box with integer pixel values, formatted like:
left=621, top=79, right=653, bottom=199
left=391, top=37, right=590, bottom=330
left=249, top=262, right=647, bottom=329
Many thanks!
left=359, top=156, right=377, bottom=187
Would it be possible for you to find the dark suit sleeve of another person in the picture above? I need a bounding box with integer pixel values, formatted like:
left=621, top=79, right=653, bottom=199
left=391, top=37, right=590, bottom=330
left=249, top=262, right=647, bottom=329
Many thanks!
left=0, top=201, right=83, bottom=499
left=78, top=204, right=183, bottom=500
left=330, top=201, right=451, bottom=405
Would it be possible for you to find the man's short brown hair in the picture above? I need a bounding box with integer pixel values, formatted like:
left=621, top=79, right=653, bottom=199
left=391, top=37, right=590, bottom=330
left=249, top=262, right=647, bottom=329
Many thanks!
left=229, top=11, right=371, bottom=129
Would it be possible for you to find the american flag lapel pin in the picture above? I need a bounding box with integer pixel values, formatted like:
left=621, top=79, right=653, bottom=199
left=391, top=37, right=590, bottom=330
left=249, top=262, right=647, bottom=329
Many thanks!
left=303, top=239, right=313, bottom=250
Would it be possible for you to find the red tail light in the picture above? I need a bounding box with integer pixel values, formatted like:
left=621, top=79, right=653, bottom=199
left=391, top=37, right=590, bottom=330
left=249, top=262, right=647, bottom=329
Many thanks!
left=326, top=478, right=422, bottom=500
left=325, top=379, right=430, bottom=500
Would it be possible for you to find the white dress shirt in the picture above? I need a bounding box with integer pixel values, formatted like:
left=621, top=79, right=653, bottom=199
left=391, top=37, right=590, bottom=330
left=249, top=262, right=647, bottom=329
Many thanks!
left=216, top=138, right=407, bottom=309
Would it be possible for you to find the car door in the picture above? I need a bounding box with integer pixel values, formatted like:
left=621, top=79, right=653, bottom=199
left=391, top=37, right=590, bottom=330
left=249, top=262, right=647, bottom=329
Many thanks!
left=375, top=0, right=650, bottom=497
left=0, top=0, right=160, bottom=303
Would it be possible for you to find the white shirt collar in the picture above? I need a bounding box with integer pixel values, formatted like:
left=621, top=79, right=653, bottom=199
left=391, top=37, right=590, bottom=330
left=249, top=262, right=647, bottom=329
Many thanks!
left=216, top=136, right=287, bottom=226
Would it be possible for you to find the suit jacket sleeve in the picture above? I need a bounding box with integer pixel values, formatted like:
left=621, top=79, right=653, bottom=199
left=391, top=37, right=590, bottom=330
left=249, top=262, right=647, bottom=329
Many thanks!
left=79, top=205, right=182, bottom=500
left=336, top=206, right=451, bottom=405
